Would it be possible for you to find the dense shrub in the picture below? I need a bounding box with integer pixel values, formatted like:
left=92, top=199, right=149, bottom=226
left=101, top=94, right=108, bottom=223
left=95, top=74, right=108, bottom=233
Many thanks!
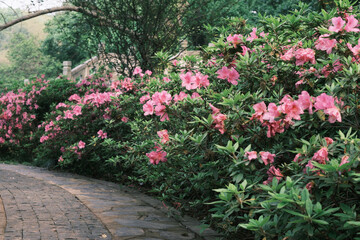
left=1, top=1, right=360, bottom=239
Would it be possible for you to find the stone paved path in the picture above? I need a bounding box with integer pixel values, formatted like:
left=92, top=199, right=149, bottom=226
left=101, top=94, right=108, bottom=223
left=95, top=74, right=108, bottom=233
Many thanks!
left=0, top=164, right=221, bottom=240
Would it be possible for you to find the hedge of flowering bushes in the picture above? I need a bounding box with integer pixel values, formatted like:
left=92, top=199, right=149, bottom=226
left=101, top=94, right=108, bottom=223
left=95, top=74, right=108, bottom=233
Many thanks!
left=2, top=1, right=360, bottom=239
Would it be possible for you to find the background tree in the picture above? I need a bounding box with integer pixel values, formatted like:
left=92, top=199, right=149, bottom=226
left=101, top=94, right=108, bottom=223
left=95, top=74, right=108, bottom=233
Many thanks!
left=42, top=11, right=94, bottom=66
left=0, top=32, right=61, bottom=88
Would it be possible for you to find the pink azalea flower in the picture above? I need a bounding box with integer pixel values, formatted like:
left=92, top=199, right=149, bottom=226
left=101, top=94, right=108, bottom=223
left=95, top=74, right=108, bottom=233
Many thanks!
left=121, top=117, right=129, bottom=123
left=0, top=137, right=5, bottom=144
left=72, top=105, right=82, bottom=116
left=293, top=153, right=302, bottom=163
left=312, top=147, right=328, bottom=164
left=265, top=120, right=285, bottom=138
left=155, top=105, right=169, bottom=121
left=344, top=15, right=360, bottom=32
left=251, top=101, right=267, bottom=122
left=263, top=166, right=283, bottom=185
left=246, top=28, right=258, bottom=42
left=329, top=17, right=346, bottom=32
left=244, top=151, right=257, bottom=161
left=58, top=156, right=64, bottom=162
left=157, top=130, right=169, bottom=144
left=64, top=110, right=74, bottom=119
left=97, top=130, right=108, bottom=139
left=78, top=140, right=86, bottom=149
left=209, top=103, right=220, bottom=115
left=40, top=135, right=49, bottom=143
left=324, top=107, right=342, bottom=123
left=180, top=71, right=195, bottom=90
left=227, top=68, right=240, bottom=85
left=145, top=70, right=152, bottom=76
left=140, top=94, right=151, bottom=104
left=158, top=91, right=172, bottom=105
left=324, top=137, right=334, bottom=146
left=191, top=92, right=201, bottom=99
left=212, top=113, right=227, bottom=134
left=340, top=155, right=350, bottom=166
left=314, top=93, right=335, bottom=110
left=281, top=100, right=304, bottom=121
left=280, top=47, right=295, bottom=61
left=227, top=34, right=243, bottom=48
left=347, top=38, right=360, bottom=56
left=173, top=92, right=188, bottom=102
left=263, top=103, right=280, bottom=122
left=133, top=67, right=142, bottom=75
left=143, top=100, right=155, bottom=116
left=146, top=149, right=167, bottom=165
left=295, top=48, right=316, bottom=66
left=216, top=66, right=230, bottom=80
left=68, top=94, right=81, bottom=102
left=260, top=151, right=276, bottom=165
left=315, top=34, right=337, bottom=54
left=298, top=91, right=313, bottom=114
left=172, top=60, right=178, bottom=66
left=194, top=72, right=210, bottom=88
left=163, top=77, right=171, bottom=83
left=56, top=103, right=68, bottom=109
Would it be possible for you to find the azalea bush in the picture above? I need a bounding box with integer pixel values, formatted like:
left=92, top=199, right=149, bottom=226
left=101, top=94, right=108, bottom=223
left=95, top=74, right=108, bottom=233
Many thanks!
left=1, top=0, right=360, bottom=239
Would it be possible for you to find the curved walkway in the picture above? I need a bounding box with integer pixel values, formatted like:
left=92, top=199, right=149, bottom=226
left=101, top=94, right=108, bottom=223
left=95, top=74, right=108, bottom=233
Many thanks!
left=0, top=164, right=221, bottom=240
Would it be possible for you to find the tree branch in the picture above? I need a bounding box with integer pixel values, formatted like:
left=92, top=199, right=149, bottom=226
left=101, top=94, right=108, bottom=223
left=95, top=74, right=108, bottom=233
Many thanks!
left=0, top=6, right=87, bottom=31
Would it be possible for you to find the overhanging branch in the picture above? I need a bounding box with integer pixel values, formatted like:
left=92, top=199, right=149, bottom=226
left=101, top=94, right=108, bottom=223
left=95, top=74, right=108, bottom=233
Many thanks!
left=0, top=6, right=93, bottom=31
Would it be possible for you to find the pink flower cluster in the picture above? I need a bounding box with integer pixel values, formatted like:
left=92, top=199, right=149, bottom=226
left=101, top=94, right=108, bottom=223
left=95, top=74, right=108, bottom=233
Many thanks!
left=143, top=91, right=172, bottom=121
left=227, top=34, right=243, bottom=48
left=281, top=46, right=316, bottom=66
left=245, top=150, right=283, bottom=185
left=251, top=91, right=342, bottom=137
left=157, top=130, right=169, bottom=144
left=315, top=34, right=337, bottom=54
left=328, top=15, right=359, bottom=33
left=216, top=66, right=240, bottom=85
left=209, top=103, right=227, bottom=134
left=179, top=71, right=209, bottom=90
left=146, top=145, right=167, bottom=165
left=244, top=151, right=276, bottom=165
left=0, top=80, right=47, bottom=145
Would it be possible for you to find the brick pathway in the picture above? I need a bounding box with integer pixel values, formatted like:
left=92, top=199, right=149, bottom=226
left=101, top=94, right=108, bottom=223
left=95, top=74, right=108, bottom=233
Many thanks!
left=0, top=164, right=221, bottom=240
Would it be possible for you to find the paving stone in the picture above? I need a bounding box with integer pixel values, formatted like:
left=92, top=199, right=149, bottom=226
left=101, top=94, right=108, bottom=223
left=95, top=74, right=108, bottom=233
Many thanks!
left=0, top=164, right=221, bottom=240
left=0, top=169, right=111, bottom=240
left=114, top=227, right=145, bottom=237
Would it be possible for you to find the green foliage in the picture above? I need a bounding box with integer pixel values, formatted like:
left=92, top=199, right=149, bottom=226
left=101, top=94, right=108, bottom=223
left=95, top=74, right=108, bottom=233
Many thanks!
left=2, top=1, right=360, bottom=239
left=0, top=33, right=61, bottom=88
left=42, top=12, right=93, bottom=66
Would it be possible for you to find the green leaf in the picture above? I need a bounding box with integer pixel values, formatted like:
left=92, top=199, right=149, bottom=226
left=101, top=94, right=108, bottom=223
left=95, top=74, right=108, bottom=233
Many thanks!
left=283, top=209, right=306, bottom=218
left=312, top=219, right=329, bottom=225
left=305, top=199, right=313, bottom=216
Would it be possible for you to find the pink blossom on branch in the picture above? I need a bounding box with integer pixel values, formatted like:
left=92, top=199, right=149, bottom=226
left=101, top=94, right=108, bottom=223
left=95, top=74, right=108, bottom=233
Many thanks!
left=146, top=148, right=167, bottom=165
left=312, top=147, right=329, bottom=164
left=246, top=28, right=258, bottom=42
left=344, top=15, right=360, bottom=32
left=263, top=166, right=283, bottom=185
left=157, top=130, right=169, bottom=144
left=227, top=34, right=243, bottom=48
left=216, top=66, right=239, bottom=85
left=315, top=35, right=337, bottom=54
left=260, top=151, right=276, bottom=165
left=328, top=17, right=346, bottom=32
left=97, top=130, right=108, bottom=139
left=244, top=151, right=257, bottom=161
left=78, top=140, right=86, bottom=149
left=295, top=48, right=316, bottom=66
